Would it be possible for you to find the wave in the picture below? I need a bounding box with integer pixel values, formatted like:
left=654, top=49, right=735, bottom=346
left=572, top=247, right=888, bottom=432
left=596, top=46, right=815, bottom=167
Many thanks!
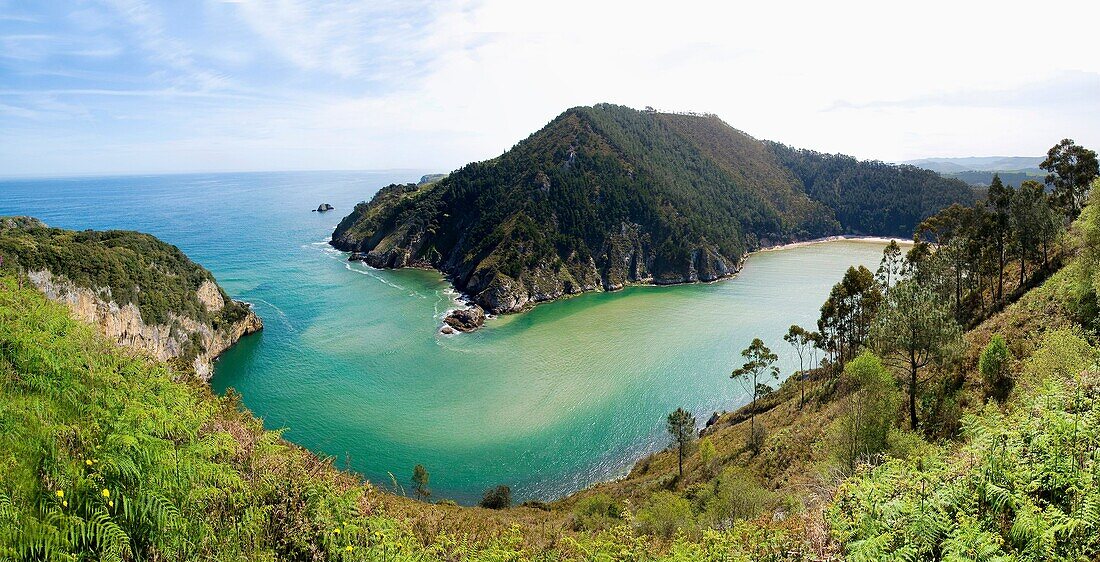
left=251, top=298, right=296, bottom=332
left=343, top=262, right=406, bottom=291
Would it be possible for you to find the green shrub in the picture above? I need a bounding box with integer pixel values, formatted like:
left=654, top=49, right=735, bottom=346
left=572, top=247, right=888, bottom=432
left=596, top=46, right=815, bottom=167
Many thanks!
left=1021, top=327, right=1096, bottom=386
left=572, top=493, right=623, bottom=531
left=701, top=467, right=771, bottom=528
left=828, top=352, right=900, bottom=473
left=478, top=485, right=512, bottom=509
left=698, top=437, right=718, bottom=477
left=635, top=491, right=695, bottom=538
left=979, top=334, right=1013, bottom=402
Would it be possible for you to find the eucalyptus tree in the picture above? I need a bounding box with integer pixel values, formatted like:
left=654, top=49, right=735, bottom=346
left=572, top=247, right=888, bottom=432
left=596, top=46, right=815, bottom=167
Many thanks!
left=875, top=240, right=905, bottom=289
left=784, top=325, right=814, bottom=409
left=987, top=174, right=1015, bottom=302
left=1010, top=180, right=1052, bottom=283
left=817, top=266, right=882, bottom=369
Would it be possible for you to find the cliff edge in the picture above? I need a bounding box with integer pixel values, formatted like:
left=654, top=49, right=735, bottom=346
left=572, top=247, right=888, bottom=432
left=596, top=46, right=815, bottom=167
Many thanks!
left=0, top=216, right=261, bottom=379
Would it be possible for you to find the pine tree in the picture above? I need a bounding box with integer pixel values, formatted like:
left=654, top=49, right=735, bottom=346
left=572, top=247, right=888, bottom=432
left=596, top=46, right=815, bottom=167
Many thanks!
left=411, top=464, right=431, bottom=502
left=731, top=338, right=780, bottom=440
left=666, top=408, right=696, bottom=477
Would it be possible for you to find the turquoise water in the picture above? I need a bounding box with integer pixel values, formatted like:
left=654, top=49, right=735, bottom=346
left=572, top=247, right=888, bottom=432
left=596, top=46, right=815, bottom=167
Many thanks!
left=0, top=171, right=888, bottom=504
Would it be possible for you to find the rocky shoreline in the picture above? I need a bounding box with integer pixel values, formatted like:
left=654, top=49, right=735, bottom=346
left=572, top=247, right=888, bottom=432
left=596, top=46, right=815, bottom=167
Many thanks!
left=342, top=234, right=903, bottom=333
left=342, top=245, right=745, bottom=333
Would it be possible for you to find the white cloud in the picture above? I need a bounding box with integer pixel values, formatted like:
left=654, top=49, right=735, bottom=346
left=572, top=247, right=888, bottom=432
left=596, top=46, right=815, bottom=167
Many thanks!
left=2, top=0, right=1099, bottom=175
left=103, top=0, right=235, bottom=91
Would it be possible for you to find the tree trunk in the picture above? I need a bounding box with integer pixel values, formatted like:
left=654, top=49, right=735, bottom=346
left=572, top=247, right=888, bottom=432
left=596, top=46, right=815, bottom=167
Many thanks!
left=799, top=356, right=805, bottom=409
left=997, top=237, right=1005, bottom=301
left=955, top=266, right=961, bottom=316
left=909, top=352, right=919, bottom=431
left=678, top=442, right=683, bottom=477
left=800, top=369, right=805, bottom=409
left=750, top=392, right=756, bottom=439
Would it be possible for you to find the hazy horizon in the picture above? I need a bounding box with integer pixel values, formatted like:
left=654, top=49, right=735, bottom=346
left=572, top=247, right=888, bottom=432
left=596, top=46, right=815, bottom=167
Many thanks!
left=2, top=1, right=1098, bottom=177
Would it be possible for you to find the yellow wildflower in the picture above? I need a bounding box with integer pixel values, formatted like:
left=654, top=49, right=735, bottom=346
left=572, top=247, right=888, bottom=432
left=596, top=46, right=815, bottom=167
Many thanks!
left=101, top=489, right=110, bottom=498
left=333, top=528, right=341, bottom=534
left=55, top=490, right=64, bottom=498
left=62, top=501, right=68, bottom=507
left=109, top=501, right=114, bottom=508
left=85, top=459, right=93, bottom=466
left=345, top=545, right=353, bottom=552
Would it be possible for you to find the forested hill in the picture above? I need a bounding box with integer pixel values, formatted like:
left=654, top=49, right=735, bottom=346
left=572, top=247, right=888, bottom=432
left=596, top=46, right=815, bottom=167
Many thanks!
left=331, top=104, right=975, bottom=315
left=768, top=143, right=980, bottom=235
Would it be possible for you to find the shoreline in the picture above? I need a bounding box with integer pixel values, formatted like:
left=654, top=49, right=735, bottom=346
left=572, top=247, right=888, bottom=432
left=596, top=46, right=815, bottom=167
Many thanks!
left=340, top=235, right=903, bottom=335
left=751, top=234, right=914, bottom=255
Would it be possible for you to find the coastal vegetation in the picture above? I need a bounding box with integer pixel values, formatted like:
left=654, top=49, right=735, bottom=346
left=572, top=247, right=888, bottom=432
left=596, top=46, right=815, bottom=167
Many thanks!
left=330, top=104, right=974, bottom=317
left=1, top=137, right=1098, bottom=560
left=0, top=217, right=248, bottom=328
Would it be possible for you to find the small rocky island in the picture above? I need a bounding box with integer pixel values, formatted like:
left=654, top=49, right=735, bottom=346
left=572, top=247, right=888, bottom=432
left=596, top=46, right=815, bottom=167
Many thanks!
left=314, top=203, right=334, bottom=212
left=441, top=305, right=485, bottom=334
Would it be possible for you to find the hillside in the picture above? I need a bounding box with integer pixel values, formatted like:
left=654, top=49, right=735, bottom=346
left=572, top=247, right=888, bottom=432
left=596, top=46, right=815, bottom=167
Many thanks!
left=555, top=183, right=1100, bottom=560
left=0, top=217, right=261, bottom=378
left=332, top=104, right=974, bottom=316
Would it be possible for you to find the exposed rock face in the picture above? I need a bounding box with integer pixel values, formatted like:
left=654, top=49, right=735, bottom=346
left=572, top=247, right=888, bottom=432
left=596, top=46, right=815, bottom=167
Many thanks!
left=314, top=203, right=335, bottom=212
left=28, top=269, right=262, bottom=380
left=706, top=412, right=721, bottom=428
left=337, top=216, right=740, bottom=316
left=418, top=174, right=446, bottom=185
left=196, top=279, right=226, bottom=312
left=443, top=305, right=486, bottom=332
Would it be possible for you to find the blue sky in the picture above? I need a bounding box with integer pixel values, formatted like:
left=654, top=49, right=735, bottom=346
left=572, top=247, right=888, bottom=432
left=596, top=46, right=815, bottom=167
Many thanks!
left=2, top=0, right=1098, bottom=177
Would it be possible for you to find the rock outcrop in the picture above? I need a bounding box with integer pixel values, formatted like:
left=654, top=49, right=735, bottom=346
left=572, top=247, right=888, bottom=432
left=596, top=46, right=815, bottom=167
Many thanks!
left=314, top=203, right=335, bottom=212
left=443, top=305, right=486, bottom=332
left=28, top=269, right=262, bottom=380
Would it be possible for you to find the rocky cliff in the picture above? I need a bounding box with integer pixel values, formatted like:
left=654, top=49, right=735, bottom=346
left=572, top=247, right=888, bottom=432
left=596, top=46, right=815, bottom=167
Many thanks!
left=28, top=271, right=261, bottom=379
left=1, top=217, right=262, bottom=379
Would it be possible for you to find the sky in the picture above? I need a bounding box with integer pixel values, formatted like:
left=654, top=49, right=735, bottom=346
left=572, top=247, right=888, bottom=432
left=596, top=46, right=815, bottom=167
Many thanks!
left=1, top=0, right=1098, bottom=177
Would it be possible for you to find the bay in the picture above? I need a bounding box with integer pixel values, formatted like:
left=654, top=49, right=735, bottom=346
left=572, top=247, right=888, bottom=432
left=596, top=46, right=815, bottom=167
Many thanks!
left=0, top=171, right=890, bottom=504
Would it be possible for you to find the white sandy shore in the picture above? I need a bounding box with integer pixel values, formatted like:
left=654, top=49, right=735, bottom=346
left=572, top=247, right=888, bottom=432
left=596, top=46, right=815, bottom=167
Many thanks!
left=752, top=235, right=914, bottom=255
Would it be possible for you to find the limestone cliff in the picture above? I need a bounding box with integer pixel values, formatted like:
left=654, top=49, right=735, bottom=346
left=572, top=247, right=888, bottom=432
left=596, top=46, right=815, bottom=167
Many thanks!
left=0, top=217, right=262, bottom=379
left=28, top=270, right=262, bottom=379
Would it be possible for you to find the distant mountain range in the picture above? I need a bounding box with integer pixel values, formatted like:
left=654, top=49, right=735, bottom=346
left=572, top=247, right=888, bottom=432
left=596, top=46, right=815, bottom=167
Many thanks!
left=904, top=156, right=1046, bottom=188
left=904, top=156, right=1044, bottom=174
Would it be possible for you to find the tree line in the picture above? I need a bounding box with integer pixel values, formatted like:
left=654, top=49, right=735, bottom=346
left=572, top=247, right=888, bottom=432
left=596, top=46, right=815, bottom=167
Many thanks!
left=664, top=138, right=1099, bottom=457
